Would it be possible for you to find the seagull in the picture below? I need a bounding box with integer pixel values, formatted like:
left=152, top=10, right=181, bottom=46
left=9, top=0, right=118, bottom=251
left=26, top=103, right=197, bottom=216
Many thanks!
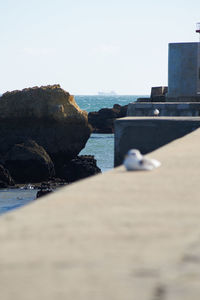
left=153, top=109, right=160, bottom=116
left=123, top=149, right=161, bottom=171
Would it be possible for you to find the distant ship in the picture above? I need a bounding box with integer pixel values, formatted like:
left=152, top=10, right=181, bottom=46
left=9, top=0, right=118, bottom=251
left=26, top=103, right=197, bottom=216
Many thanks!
left=98, top=91, right=117, bottom=96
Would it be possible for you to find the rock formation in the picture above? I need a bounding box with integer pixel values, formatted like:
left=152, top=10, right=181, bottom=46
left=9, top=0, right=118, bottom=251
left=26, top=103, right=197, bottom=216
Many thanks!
left=36, top=189, right=53, bottom=199
left=0, top=85, right=91, bottom=165
left=59, top=155, right=101, bottom=183
left=4, top=140, right=55, bottom=183
left=0, top=164, right=15, bottom=188
left=88, top=104, right=128, bottom=133
left=0, top=85, right=97, bottom=185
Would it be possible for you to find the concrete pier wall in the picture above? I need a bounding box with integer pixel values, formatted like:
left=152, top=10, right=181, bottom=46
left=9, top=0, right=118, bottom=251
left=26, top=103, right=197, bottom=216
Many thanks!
left=127, top=102, right=200, bottom=117
left=114, top=117, right=200, bottom=166
left=1, top=128, right=200, bottom=299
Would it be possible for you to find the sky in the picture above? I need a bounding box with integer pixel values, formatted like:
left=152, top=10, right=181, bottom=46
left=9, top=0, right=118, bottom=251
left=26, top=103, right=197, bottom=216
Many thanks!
left=1, top=0, right=200, bottom=95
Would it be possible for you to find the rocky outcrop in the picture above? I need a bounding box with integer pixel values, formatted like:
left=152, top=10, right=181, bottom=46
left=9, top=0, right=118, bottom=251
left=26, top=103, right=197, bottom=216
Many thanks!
left=36, top=189, right=53, bottom=199
left=88, top=104, right=128, bottom=133
left=4, top=140, right=55, bottom=183
left=0, top=164, right=15, bottom=188
left=59, top=155, right=101, bottom=183
left=0, top=85, right=105, bottom=186
left=0, top=85, right=91, bottom=165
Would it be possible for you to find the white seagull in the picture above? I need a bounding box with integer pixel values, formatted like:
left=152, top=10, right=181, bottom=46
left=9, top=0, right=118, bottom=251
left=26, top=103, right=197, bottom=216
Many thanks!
left=123, top=149, right=161, bottom=171
left=153, top=109, right=160, bottom=116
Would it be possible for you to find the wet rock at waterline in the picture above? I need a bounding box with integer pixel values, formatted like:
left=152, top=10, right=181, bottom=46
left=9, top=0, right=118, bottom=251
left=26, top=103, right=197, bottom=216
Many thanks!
left=59, top=155, right=101, bottom=183
left=36, top=189, right=53, bottom=199
left=0, top=164, right=15, bottom=188
left=4, top=140, right=55, bottom=183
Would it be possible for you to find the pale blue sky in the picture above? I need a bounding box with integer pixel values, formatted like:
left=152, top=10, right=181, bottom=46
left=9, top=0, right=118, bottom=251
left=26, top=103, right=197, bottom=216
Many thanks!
left=1, top=0, right=200, bottom=95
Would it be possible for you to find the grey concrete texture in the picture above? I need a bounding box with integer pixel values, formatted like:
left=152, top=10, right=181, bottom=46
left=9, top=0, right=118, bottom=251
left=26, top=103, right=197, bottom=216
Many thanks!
left=168, top=43, right=199, bottom=97
left=127, top=102, right=200, bottom=117
left=114, top=117, right=200, bottom=166
left=1, top=128, right=200, bottom=299
left=150, top=86, right=168, bottom=97
left=167, top=96, right=200, bottom=102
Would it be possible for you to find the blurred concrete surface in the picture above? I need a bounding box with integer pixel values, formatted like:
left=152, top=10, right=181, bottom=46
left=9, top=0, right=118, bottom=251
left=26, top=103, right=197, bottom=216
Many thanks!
left=0, top=128, right=200, bottom=299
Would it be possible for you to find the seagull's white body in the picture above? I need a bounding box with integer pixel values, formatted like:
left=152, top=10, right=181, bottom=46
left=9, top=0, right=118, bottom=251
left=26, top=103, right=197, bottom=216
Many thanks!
left=123, top=149, right=161, bottom=171
left=153, top=109, right=160, bottom=116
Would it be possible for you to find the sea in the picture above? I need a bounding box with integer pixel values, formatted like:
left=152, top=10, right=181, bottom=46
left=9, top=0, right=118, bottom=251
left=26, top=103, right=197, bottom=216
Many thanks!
left=0, top=95, right=144, bottom=214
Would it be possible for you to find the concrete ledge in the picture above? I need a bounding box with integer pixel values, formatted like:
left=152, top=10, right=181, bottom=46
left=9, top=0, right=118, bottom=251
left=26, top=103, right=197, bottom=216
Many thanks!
left=1, top=129, right=200, bottom=299
left=167, top=96, right=200, bottom=102
left=114, top=117, right=200, bottom=166
left=127, top=102, right=200, bottom=117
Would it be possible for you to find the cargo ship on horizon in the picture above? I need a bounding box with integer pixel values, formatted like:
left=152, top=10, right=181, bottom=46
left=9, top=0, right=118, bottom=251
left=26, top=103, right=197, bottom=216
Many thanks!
left=98, top=91, right=117, bottom=96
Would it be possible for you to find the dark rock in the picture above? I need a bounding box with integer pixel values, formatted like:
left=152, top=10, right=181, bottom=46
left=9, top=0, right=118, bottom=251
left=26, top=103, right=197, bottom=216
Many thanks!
left=88, top=104, right=128, bottom=133
left=0, top=181, right=7, bottom=188
left=4, top=140, right=55, bottom=183
left=60, top=155, right=101, bottom=183
left=0, top=85, right=91, bottom=166
left=18, top=178, right=67, bottom=191
left=36, top=189, right=53, bottom=198
left=0, top=164, right=15, bottom=188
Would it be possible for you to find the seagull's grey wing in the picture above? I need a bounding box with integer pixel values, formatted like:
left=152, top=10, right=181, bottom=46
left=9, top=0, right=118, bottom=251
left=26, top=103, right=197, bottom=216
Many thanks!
left=149, top=158, right=161, bottom=168
left=139, top=158, right=161, bottom=170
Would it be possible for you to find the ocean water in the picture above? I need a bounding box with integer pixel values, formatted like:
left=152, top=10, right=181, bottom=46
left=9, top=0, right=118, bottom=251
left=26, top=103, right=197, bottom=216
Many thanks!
left=74, top=95, right=139, bottom=112
left=80, top=133, right=114, bottom=172
left=0, top=189, right=37, bottom=215
left=76, top=95, right=142, bottom=172
left=0, top=95, right=143, bottom=214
